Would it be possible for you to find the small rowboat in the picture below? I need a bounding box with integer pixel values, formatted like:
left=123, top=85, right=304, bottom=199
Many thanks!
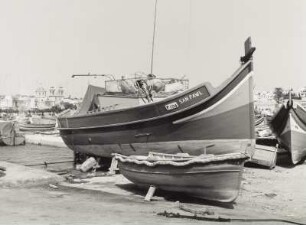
left=18, top=123, right=56, bottom=132
left=0, top=121, right=25, bottom=146
left=18, top=117, right=56, bottom=132
left=115, top=152, right=249, bottom=202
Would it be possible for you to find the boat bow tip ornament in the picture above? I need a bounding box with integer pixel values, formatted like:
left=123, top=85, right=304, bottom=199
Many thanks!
left=240, top=37, right=256, bottom=64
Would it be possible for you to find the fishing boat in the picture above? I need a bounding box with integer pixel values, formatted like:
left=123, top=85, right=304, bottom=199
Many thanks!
left=270, top=98, right=306, bottom=164
left=114, top=152, right=249, bottom=202
left=58, top=38, right=256, bottom=159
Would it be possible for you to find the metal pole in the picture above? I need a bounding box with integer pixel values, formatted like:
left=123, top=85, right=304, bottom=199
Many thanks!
left=150, top=0, right=158, bottom=74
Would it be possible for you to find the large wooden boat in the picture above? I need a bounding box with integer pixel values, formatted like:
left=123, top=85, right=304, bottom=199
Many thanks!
left=270, top=100, right=306, bottom=164
left=114, top=152, right=249, bottom=202
left=58, top=38, right=256, bottom=159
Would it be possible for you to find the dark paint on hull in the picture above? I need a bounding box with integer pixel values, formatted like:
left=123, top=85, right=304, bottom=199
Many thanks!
left=60, top=103, right=255, bottom=157
left=271, top=104, right=306, bottom=164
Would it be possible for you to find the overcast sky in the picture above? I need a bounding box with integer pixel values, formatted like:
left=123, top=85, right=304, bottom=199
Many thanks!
left=1, top=0, right=306, bottom=97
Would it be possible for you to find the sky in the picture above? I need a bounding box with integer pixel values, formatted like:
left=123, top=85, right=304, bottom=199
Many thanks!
left=1, top=0, right=306, bottom=97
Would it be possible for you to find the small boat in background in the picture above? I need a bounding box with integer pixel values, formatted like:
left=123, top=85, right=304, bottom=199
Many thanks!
left=18, top=123, right=56, bottom=132
left=115, top=152, right=249, bottom=203
left=18, top=116, right=56, bottom=132
left=255, top=115, right=265, bottom=127
left=270, top=96, right=306, bottom=164
left=0, top=121, right=25, bottom=146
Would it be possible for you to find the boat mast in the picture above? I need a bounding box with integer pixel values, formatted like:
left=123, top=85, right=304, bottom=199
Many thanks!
left=150, top=0, right=158, bottom=74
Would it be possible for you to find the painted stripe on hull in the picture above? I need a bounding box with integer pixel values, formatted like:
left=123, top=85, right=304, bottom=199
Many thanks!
left=174, top=72, right=253, bottom=123
left=61, top=103, right=254, bottom=145
left=68, top=139, right=254, bottom=158
left=58, top=61, right=253, bottom=130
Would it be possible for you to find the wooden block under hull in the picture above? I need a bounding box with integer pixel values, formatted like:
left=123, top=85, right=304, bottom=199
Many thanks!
left=249, top=144, right=277, bottom=169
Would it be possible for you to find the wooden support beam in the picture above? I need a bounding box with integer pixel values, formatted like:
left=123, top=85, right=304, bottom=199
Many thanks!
left=145, top=185, right=156, bottom=201
left=108, top=157, right=118, bottom=175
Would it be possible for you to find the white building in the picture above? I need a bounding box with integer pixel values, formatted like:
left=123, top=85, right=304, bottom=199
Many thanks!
left=47, top=86, right=65, bottom=106
left=34, top=86, right=65, bottom=109
left=0, top=95, right=14, bottom=109
left=299, top=87, right=306, bottom=99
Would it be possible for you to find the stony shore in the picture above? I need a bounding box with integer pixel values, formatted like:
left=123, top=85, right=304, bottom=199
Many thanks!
left=0, top=143, right=305, bottom=225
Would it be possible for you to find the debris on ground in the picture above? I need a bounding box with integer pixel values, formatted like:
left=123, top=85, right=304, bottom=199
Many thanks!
left=178, top=202, right=215, bottom=216
left=80, top=157, right=98, bottom=172
left=49, top=184, right=58, bottom=189
left=265, top=193, right=277, bottom=198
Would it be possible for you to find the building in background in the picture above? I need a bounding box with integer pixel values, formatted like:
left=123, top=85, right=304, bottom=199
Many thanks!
left=0, top=86, right=67, bottom=111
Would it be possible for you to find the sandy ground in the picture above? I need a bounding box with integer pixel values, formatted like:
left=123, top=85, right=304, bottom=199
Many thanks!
left=0, top=144, right=306, bottom=225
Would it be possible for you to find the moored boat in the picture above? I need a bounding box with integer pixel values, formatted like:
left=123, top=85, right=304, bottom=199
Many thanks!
left=18, top=123, right=56, bottom=132
left=255, top=115, right=265, bottom=127
left=270, top=100, right=306, bottom=164
left=18, top=116, right=56, bottom=132
left=114, top=152, right=249, bottom=202
left=58, top=38, right=256, bottom=159
left=0, top=121, right=25, bottom=146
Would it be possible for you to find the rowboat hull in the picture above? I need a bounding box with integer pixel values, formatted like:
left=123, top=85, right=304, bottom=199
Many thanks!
left=116, top=153, right=247, bottom=202
left=0, top=121, right=25, bottom=146
left=270, top=104, right=306, bottom=164
left=19, top=123, right=56, bottom=132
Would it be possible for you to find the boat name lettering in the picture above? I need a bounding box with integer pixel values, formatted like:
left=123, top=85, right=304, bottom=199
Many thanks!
left=165, top=102, right=179, bottom=110
left=179, top=90, right=203, bottom=104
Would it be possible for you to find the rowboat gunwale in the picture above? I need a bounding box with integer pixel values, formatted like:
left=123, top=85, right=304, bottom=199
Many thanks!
left=116, top=152, right=248, bottom=202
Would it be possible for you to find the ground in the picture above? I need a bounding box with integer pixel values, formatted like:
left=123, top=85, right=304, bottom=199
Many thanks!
left=0, top=144, right=306, bottom=225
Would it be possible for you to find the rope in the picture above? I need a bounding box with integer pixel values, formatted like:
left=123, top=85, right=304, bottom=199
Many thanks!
left=157, top=211, right=306, bottom=225
left=114, top=153, right=248, bottom=167
left=150, top=0, right=158, bottom=74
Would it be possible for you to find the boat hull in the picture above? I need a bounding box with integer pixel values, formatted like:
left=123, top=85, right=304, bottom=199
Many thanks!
left=278, top=113, right=306, bottom=164
left=19, top=123, right=56, bottom=132
left=60, top=101, right=255, bottom=157
left=117, top=155, right=246, bottom=202
left=271, top=104, right=306, bottom=164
